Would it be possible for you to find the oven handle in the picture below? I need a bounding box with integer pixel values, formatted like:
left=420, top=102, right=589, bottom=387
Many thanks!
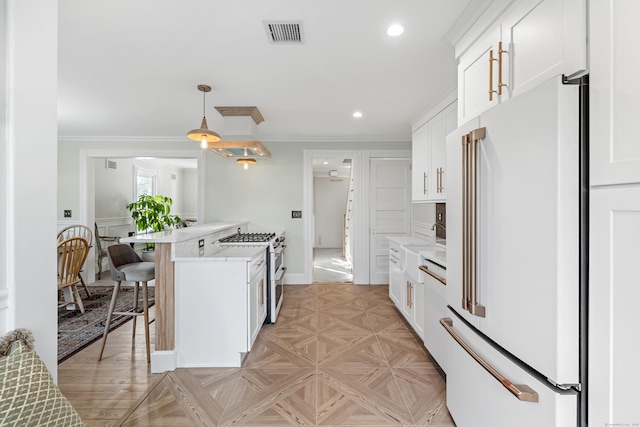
left=275, top=267, right=287, bottom=283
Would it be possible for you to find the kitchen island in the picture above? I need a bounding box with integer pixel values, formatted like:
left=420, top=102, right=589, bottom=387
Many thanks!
left=120, top=221, right=249, bottom=373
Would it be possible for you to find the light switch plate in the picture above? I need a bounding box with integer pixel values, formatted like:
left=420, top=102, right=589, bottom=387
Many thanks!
left=64, top=210, right=72, bottom=218
left=292, top=210, right=302, bottom=219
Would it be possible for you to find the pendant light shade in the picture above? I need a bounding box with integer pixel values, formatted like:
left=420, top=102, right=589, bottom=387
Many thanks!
left=237, top=158, right=257, bottom=170
left=187, top=84, right=221, bottom=148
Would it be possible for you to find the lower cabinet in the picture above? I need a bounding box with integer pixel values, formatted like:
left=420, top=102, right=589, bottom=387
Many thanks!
left=401, top=277, right=425, bottom=341
left=174, top=249, right=267, bottom=367
left=422, top=260, right=448, bottom=372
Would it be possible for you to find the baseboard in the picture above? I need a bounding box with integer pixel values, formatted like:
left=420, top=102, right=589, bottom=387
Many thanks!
left=283, top=273, right=307, bottom=285
left=150, top=350, right=177, bottom=373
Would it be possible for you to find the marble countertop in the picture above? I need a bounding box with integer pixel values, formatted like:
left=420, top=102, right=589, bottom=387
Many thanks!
left=420, top=249, right=447, bottom=268
left=120, top=221, right=248, bottom=244
left=387, top=235, right=446, bottom=248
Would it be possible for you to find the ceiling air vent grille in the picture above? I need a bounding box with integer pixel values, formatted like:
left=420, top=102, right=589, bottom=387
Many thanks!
left=264, top=21, right=304, bottom=44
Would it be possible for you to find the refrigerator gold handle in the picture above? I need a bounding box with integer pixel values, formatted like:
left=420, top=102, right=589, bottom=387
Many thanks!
left=419, top=265, right=446, bottom=285
left=468, top=128, right=486, bottom=317
left=461, top=134, right=469, bottom=311
left=440, top=318, right=539, bottom=403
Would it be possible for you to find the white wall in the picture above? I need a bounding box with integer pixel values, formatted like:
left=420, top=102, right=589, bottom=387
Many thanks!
left=3, top=0, right=59, bottom=380
left=314, top=176, right=349, bottom=248
left=94, top=158, right=135, bottom=221
left=180, top=169, right=198, bottom=219
left=0, top=2, right=8, bottom=334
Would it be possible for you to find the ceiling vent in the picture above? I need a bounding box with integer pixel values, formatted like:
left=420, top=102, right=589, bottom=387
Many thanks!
left=264, top=21, right=304, bottom=44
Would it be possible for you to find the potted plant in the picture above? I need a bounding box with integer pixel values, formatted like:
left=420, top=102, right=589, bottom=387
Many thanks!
left=127, top=195, right=182, bottom=260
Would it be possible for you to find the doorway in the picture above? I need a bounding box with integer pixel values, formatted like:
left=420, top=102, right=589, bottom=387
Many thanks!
left=78, top=149, right=205, bottom=283
left=312, top=157, right=353, bottom=283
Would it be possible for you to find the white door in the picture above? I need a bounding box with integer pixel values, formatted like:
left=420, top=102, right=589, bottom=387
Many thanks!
left=369, top=158, right=411, bottom=284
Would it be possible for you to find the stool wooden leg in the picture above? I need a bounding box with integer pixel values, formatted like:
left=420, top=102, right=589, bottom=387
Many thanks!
left=132, top=282, right=139, bottom=339
left=98, top=281, right=121, bottom=361
left=142, top=281, right=150, bottom=363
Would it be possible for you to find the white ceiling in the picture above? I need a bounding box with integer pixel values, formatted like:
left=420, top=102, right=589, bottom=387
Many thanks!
left=58, top=0, right=471, bottom=144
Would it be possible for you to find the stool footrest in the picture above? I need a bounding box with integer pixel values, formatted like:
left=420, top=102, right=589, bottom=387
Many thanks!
left=112, top=311, right=143, bottom=316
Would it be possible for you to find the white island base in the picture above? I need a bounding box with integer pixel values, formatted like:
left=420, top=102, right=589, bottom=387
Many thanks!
left=174, top=246, right=267, bottom=367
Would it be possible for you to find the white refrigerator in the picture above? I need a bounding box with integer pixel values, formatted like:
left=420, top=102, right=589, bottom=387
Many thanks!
left=444, top=76, right=587, bottom=427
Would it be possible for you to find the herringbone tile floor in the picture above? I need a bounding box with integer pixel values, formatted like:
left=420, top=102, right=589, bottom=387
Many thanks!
left=117, top=284, right=454, bottom=426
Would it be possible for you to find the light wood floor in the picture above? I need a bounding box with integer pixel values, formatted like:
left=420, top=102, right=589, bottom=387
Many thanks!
left=59, top=283, right=454, bottom=426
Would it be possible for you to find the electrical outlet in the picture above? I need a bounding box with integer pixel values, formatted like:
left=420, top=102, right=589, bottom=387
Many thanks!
left=437, top=212, right=443, bottom=221
left=64, top=210, right=72, bottom=218
left=292, top=210, right=302, bottom=219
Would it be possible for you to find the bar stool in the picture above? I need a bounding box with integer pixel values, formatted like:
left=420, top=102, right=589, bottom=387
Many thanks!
left=98, top=244, right=155, bottom=363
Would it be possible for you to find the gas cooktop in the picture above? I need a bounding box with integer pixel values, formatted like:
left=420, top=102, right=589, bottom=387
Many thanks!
left=218, top=232, right=276, bottom=243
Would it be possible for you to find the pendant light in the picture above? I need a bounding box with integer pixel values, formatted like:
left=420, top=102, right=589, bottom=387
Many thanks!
left=187, top=84, right=221, bottom=149
left=237, top=158, right=257, bottom=170
left=237, top=147, right=257, bottom=169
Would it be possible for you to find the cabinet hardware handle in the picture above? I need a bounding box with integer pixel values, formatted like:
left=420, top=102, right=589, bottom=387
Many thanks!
left=498, top=41, right=508, bottom=95
left=419, top=265, right=446, bottom=285
left=260, top=279, right=264, bottom=306
left=440, top=318, right=538, bottom=402
left=489, top=49, right=498, bottom=101
left=390, top=247, right=398, bottom=253
left=390, top=257, right=398, bottom=264
left=423, top=172, right=428, bottom=194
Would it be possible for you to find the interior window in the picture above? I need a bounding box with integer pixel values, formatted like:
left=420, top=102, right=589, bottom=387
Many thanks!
left=136, top=169, right=156, bottom=199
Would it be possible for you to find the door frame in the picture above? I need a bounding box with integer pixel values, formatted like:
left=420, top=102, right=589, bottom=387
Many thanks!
left=303, top=149, right=410, bottom=285
left=78, top=148, right=206, bottom=281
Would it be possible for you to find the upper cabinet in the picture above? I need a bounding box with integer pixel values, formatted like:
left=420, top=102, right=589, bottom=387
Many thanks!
left=457, top=0, right=587, bottom=125
left=412, top=94, right=457, bottom=202
left=590, top=0, right=640, bottom=186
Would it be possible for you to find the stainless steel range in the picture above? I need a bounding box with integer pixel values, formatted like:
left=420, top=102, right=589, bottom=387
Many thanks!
left=218, top=230, right=286, bottom=323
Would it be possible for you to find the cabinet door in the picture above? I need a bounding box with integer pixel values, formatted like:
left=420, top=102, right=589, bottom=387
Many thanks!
left=502, top=0, right=587, bottom=98
left=388, top=256, right=402, bottom=307
left=400, top=279, right=412, bottom=322
left=411, top=280, right=425, bottom=341
left=423, top=267, right=448, bottom=373
left=590, top=0, right=640, bottom=186
left=589, top=186, right=640, bottom=426
left=458, top=27, right=501, bottom=125
left=248, top=267, right=266, bottom=349
left=428, top=113, right=445, bottom=200
left=411, top=124, right=430, bottom=201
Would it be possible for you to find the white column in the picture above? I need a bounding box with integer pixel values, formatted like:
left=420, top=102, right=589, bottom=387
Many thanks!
left=3, top=0, right=59, bottom=380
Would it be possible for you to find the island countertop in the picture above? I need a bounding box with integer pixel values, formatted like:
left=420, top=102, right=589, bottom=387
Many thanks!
left=119, top=221, right=248, bottom=244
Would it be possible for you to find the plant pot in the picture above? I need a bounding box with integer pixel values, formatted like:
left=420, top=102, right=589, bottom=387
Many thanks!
left=141, top=249, right=155, bottom=262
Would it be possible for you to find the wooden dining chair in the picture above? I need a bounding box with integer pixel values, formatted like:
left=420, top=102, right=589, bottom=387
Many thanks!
left=57, top=237, right=89, bottom=313
left=94, top=223, right=119, bottom=279
left=57, top=224, right=93, bottom=297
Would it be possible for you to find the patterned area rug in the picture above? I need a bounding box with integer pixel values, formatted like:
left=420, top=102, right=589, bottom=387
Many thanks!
left=57, top=286, right=155, bottom=363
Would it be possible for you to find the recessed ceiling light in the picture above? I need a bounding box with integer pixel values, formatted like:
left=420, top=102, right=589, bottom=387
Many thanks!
left=387, top=24, right=404, bottom=37
left=353, top=111, right=363, bottom=118
left=323, top=161, right=328, bottom=165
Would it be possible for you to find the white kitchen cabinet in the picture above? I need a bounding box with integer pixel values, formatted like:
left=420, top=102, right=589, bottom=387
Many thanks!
left=421, top=259, right=448, bottom=373
left=589, top=2, right=640, bottom=425
left=590, top=0, right=640, bottom=186
left=400, top=276, right=424, bottom=341
left=248, top=255, right=268, bottom=348
left=412, top=95, right=457, bottom=202
left=411, top=279, right=425, bottom=339
left=174, top=248, right=267, bottom=367
left=388, top=242, right=403, bottom=307
left=457, top=0, right=587, bottom=125
left=589, top=186, right=640, bottom=427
